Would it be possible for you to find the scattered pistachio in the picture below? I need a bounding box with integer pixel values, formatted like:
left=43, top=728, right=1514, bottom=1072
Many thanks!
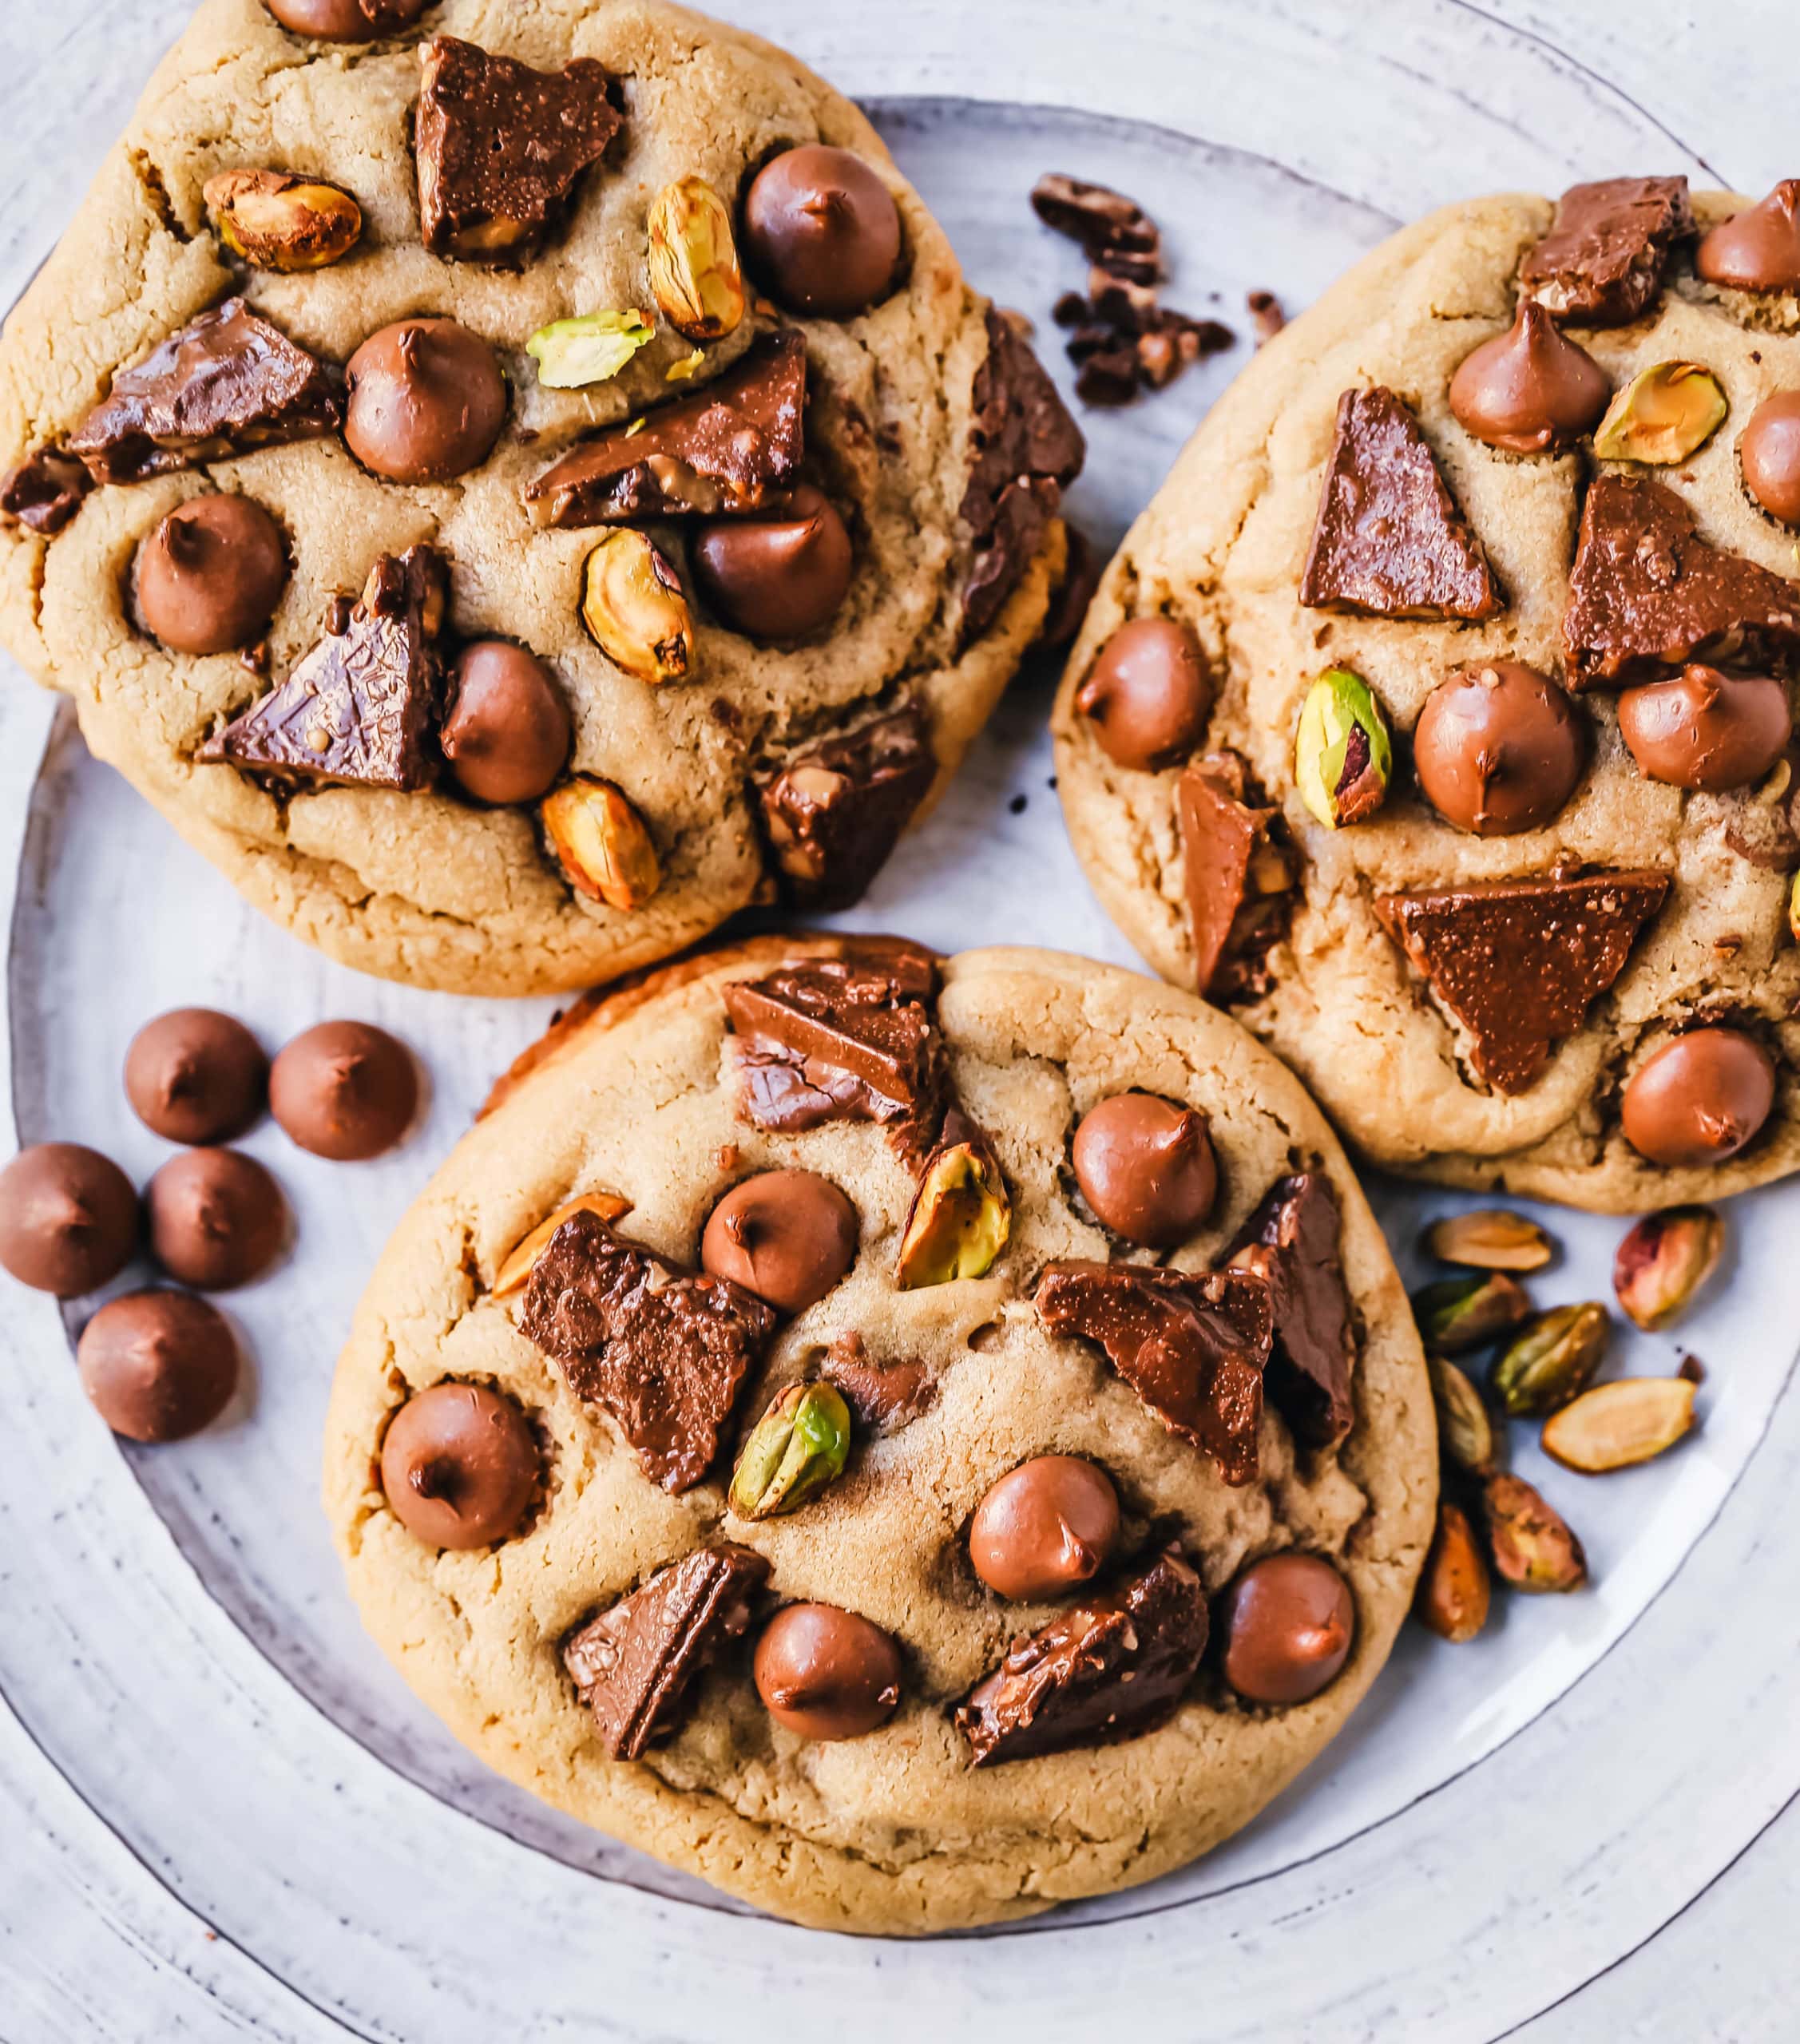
left=1490, top=1302, right=1609, bottom=1418
left=1424, top=1209, right=1554, bottom=1273
left=1592, top=360, right=1728, bottom=465
left=580, top=529, right=692, bottom=683
left=1542, top=1377, right=1697, bottom=1473
left=525, top=310, right=655, bottom=389
left=1411, top=1272, right=1532, bottom=1355
left=1612, top=1206, right=1725, bottom=1332
left=1415, top=1501, right=1490, bottom=1642
left=896, top=1123, right=1011, bottom=1289
left=494, top=1190, right=633, bottom=1297
left=1294, top=666, right=1394, bottom=829
left=203, top=168, right=362, bottom=271
left=729, top=1381, right=851, bottom=1519
left=1428, top=1354, right=1497, bottom=1476
left=540, top=777, right=663, bottom=910
left=647, top=176, right=746, bottom=342
left=1482, top=1472, right=1588, bottom=1592
left=666, top=347, right=707, bottom=382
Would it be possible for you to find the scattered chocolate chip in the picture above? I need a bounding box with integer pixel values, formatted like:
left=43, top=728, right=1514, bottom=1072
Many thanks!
left=379, top=1381, right=541, bottom=1550
left=1618, top=664, right=1793, bottom=791
left=134, top=496, right=289, bottom=656
left=1448, top=299, right=1612, bottom=454
left=125, top=1008, right=268, bottom=1145
left=441, top=640, right=571, bottom=805
left=1075, top=615, right=1215, bottom=770
left=1219, top=1551, right=1354, bottom=1705
left=0, top=446, right=93, bottom=533
left=1696, top=181, right=1800, bottom=293
left=692, top=483, right=853, bottom=641
left=146, top=1147, right=286, bottom=1290
left=753, top=1602, right=902, bottom=1740
left=742, top=145, right=903, bottom=319
left=1224, top=1174, right=1356, bottom=1449
left=1739, top=390, right=1800, bottom=527
left=1413, top=661, right=1588, bottom=835
left=753, top=702, right=937, bottom=910
left=269, top=1019, right=418, bottom=1160
left=1375, top=869, right=1671, bottom=1095
left=263, top=0, right=426, bottom=39
left=0, top=1143, right=138, bottom=1296
left=1520, top=176, right=1693, bottom=327
left=1247, top=290, right=1286, bottom=344
left=819, top=1332, right=936, bottom=1434
left=1071, top=1092, right=1216, bottom=1247
left=968, top=1455, right=1120, bottom=1602
left=343, top=318, right=507, bottom=483
left=700, top=1170, right=858, bottom=1316
left=1177, top=750, right=1295, bottom=1003
left=77, top=1289, right=238, bottom=1442
left=1620, top=1028, right=1777, bottom=1168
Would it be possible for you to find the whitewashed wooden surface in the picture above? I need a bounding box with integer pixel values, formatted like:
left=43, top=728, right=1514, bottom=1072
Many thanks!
left=4, top=3, right=1799, bottom=2039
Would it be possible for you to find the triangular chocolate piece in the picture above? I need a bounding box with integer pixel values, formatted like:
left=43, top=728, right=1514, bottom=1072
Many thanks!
left=755, top=701, right=937, bottom=910
left=1376, top=869, right=1671, bottom=1095
left=199, top=547, right=446, bottom=790
left=527, top=330, right=807, bottom=527
left=416, top=36, right=624, bottom=264
left=1300, top=386, right=1505, bottom=620
left=1226, top=1174, right=1356, bottom=1449
left=66, top=298, right=339, bottom=483
left=1520, top=176, right=1692, bottom=327
left=1563, top=472, right=1800, bottom=687
left=1177, top=751, right=1294, bottom=1004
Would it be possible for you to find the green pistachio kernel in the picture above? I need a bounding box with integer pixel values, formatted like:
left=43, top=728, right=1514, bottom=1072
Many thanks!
left=1294, top=667, right=1394, bottom=829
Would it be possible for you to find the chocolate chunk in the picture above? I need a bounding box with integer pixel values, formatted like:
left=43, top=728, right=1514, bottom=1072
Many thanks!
left=819, top=1333, right=937, bottom=1434
left=1375, top=869, right=1671, bottom=1095
left=415, top=36, right=624, bottom=265
left=519, top=1209, right=778, bottom=1492
left=1520, top=176, right=1693, bottom=327
left=1300, top=387, right=1505, bottom=620
left=1031, top=174, right=1162, bottom=272
left=564, top=1544, right=770, bottom=1759
left=1563, top=473, right=1800, bottom=687
left=198, top=545, right=446, bottom=790
left=960, top=308, right=1085, bottom=645
left=1035, top=1260, right=1273, bottom=1485
left=1176, top=751, right=1294, bottom=1004
left=66, top=298, right=339, bottom=484
left=954, top=1546, right=1208, bottom=1765
left=754, top=702, right=937, bottom=909
left=526, top=329, right=807, bottom=527
left=1225, top=1174, right=1356, bottom=1449
left=1, top=447, right=93, bottom=533
left=722, top=941, right=944, bottom=1158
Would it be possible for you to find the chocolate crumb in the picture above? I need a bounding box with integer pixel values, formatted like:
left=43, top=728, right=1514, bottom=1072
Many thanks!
left=1009, top=793, right=1028, bottom=815
left=1678, top=1353, right=1707, bottom=1385
left=1248, top=290, right=1286, bottom=343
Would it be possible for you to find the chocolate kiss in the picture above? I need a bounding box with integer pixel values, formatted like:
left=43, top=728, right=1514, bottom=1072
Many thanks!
left=1449, top=301, right=1611, bottom=454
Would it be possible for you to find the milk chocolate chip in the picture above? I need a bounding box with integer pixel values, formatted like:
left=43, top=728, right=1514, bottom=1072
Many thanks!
left=1740, top=391, right=1800, bottom=527
left=754, top=1602, right=902, bottom=1739
left=1219, top=1552, right=1355, bottom=1705
left=77, top=1289, right=238, bottom=1441
left=135, top=497, right=288, bottom=655
left=379, top=1381, right=541, bottom=1549
left=0, top=1143, right=138, bottom=1295
left=1620, top=1029, right=1777, bottom=1168
left=1617, top=665, right=1792, bottom=791
left=743, top=145, right=902, bottom=319
left=1696, top=181, right=1800, bottom=293
left=700, top=1170, right=858, bottom=1316
left=1074, top=616, right=1214, bottom=769
left=1448, top=300, right=1610, bottom=454
left=968, top=1456, right=1120, bottom=1602
left=441, top=640, right=571, bottom=804
left=1413, top=661, right=1588, bottom=835
left=126, top=1008, right=268, bottom=1145
left=1071, top=1092, right=1216, bottom=1246
left=264, top=0, right=426, bottom=38
left=692, top=485, right=853, bottom=641
left=270, top=1020, right=418, bottom=1159
left=345, top=318, right=507, bottom=483
left=146, top=1147, right=287, bottom=1289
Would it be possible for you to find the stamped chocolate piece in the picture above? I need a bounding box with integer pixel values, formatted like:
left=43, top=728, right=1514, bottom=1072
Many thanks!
left=264, top=0, right=426, bottom=39
left=819, top=1333, right=936, bottom=1434
left=565, top=1544, right=770, bottom=1760
left=1564, top=473, right=1800, bottom=687
left=270, top=1020, right=418, bottom=1160
left=146, top=1147, right=286, bottom=1290
left=441, top=640, right=571, bottom=804
left=344, top=318, right=507, bottom=484
left=753, top=1603, right=903, bottom=1741
left=135, top=496, right=289, bottom=656
left=754, top=703, right=937, bottom=910
left=1620, top=1028, right=1778, bottom=1169
left=1073, top=616, right=1215, bottom=770
left=1070, top=1092, right=1216, bottom=1247
left=968, top=1455, right=1120, bottom=1603
left=1413, top=661, right=1588, bottom=836
left=0, top=1143, right=137, bottom=1296
left=742, top=145, right=903, bottom=319
left=1740, top=391, right=1800, bottom=528
left=126, top=1008, right=268, bottom=1145
left=77, top=1289, right=237, bottom=1442
left=1219, top=1551, right=1355, bottom=1705
left=1375, top=869, right=1671, bottom=1095
left=1448, top=300, right=1611, bottom=454
left=1300, top=387, right=1504, bottom=620
left=0, top=446, right=93, bottom=533
left=528, top=329, right=806, bottom=527
left=692, top=485, right=853, bottom=641
left=1176, top=751, right=1294, bottom=1004
left=520, top=1209, right=777, bottom=1491
left=1696, top=181, right=1800, bottom=294
left=1035, top=1261, right=1272, bottom=1485
left=955, top=1546, right=1207, bottom=1765
left=379, top=1381, right=541, bottom=1550
left=1225, top=1174, right=1356, bottom=1449
left=1520, top=176, right=1693, bottom=327
left=960, top=309, right=1085, bottom=645
left=700, top=1169, right=858, bottom=1316
left=200, top=545, right=446, bottom=789
left=1618, top=665, right=1793, bottom=791
left=66, top=298, right=339, bottom=484
left=415, top=35, right=623, bottom=264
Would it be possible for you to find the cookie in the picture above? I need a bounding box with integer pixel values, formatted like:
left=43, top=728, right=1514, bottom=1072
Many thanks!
left=323, top=934, right=1434, bottom=1933
left=1055, top=179, right=1800, bottom=1212
left=0, top=0, right=1080, bottom=997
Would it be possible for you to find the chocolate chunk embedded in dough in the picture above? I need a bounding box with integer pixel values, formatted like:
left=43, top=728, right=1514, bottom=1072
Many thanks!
left=819, top=1333, right=937, bottom=1435
left=0, top=446, right=93, bottom=533
left=1225, top=1173, right=1357, bottom=1449
left=754, top=702, right=938, bottom=910
left=1176, top=751, right=1294, bottom=1004
left=1520, top=176, right=1693, bottom=327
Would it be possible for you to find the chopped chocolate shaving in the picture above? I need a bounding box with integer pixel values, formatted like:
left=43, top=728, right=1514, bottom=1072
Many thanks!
left=1226, top=1174, right=1356, bottom=1449
left=754, top=701, right=937, bottom=910
left=955, top=1546, right=1208, bottom=1765
left=1300, top=387, right=1505, bottom=621
left=564, top=1543, right=769, bottom=1760
left=1177, top=751, right=1295, bottom=1004
left=518, top=1209, right=779, bottom=1492
left=1520, top=176, right=1693, bottom=327
left=1, top=447, right=93, bottom=533
left=960, top=307, right=1085, bottom=645
left=65, top=298, right=339, bottom=484
left=416, top=35, right=624, bottom=264
left=1035, top=1259, right=1273, bottom=1485
left=1376, top=869, right=1671, bottom=1095
left=526, top=329, right=806, bottom=527
left=819, top=1333, right=937, bottom=1434
left=198, top=545, right=446, bottom=790
left=1564, top=473, right=1800, bottom=687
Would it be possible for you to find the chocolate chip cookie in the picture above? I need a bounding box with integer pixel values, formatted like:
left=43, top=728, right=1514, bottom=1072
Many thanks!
left=1056, top=180, right=1800, bottom=1211
left=0, top=0, right=1080, bottom=996
left=323, top=935, right=1434, bottom=1932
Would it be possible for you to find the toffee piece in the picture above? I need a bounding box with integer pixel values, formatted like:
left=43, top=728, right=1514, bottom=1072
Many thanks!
left=1519, top=176, right=1693, bottom=327
left=1375, top=869, right=1671, bottom=1095
left=1225, top=1173, right=1357, bottom=1449
left=66, top=298, right=339, bottom=483
left=754, top=703, right=937, bottom=910
left=1035, top=1260, right=1272, bottom=1486
left=416, top=36, right=624, bottom=264
left=565, top=1544, right=770, bottom=1760
left=955, top=1547, right=1208, bottom=1765
left=519, top=1208, right=778, bottom=1492
left=1177, top=751, right=1294, bottom=1003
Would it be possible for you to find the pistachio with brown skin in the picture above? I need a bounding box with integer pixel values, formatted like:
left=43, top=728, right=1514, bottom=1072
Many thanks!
left=1613, top=1206, right=1725, bottom=1332
left=647, top=176, right=746, bottom=342
left=1424, top=1209, right=1554, bottom=1273
left=204, top=168, right=363, bottom=271
left=1542, top=1377, right=1697, bottom=1473
left=1415, top=1501, right=1490, bottom=1642
left=1482, top=1473, right=1588, bottom=1592
left=1428, top=1354, right=1497, bottom=1476
left=1490, top=1302, right=1609, bottom=1418
left=540, top=778, right=663, bottom=910
left=1411, top=1272, right=1533, bottom=1354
